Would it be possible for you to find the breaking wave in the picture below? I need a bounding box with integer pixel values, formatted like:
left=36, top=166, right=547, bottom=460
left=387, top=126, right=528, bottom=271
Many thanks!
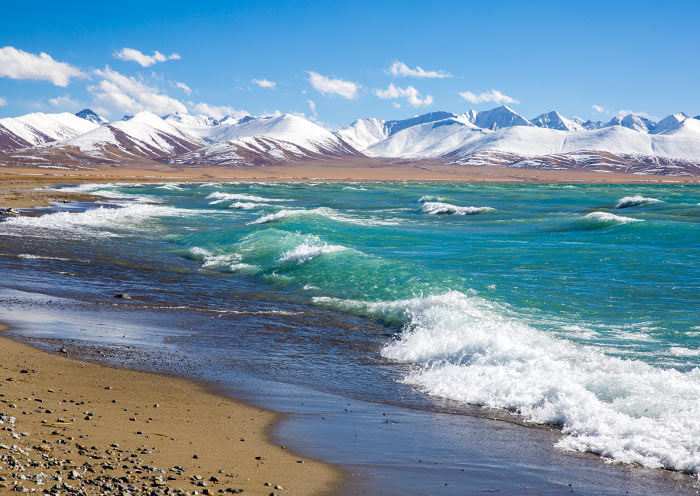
left=615, top=195, right=663, bottom=209
left=248, top=207, right=397, bottom=226
left=279, top=237, right=348, bottom=265
left=315, top=290, right=700, bottom=476
left=582, top=211, right=643, bottom=227
left=206, top=192, right=288, bottom=204
left=1, top=204, right=185, bottom=236
left=421, top=202, right=495, bottom=216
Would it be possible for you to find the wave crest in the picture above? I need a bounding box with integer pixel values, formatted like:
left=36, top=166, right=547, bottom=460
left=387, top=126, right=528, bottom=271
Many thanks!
left=615, top=195, right=662, bottom=209
left=421, top=202, right=494, bottom=216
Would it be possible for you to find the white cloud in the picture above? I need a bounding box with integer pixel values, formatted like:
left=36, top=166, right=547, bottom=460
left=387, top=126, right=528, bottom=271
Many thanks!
left=252, top=78, right=276, bottom=89
left=614, top=109, right=650, bottom=118
left=114, top=48, right=181, bottom=67
left=189, top=102, right=249, bottom=120
left=459, top=89, right=518, bottom=105
left=0, top=46, right=84, bottom=87
left=0, top=97, right=6, bottom=107
left=307, top=71, right=359, bottom=99
left=592, top=104, right=607, bottom=114
left=171, top=80, right=192, bottom=95
left=375, top=84, right=433, bottom=107
left=307, top=99, right=317, bottom=117
left=388, top=61, right=451, bottom=79
left=48, top=95, right=79, bottom=108
left=392, top=102, right=401, bottom=109
left=89, top=66, right=187, bottom=115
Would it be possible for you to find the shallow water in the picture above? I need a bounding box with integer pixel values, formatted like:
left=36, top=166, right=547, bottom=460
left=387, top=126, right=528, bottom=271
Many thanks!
left=1, top=181, right=699, bottom=491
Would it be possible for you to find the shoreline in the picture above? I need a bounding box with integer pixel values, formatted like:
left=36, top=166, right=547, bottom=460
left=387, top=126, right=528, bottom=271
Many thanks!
left=2, top=162, right=700, bottom=208
left=0, top=327, right=341, bottom=495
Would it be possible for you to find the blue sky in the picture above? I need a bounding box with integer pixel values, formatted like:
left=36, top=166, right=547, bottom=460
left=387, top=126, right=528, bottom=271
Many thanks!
left=1, top=0, right=698, bottom=128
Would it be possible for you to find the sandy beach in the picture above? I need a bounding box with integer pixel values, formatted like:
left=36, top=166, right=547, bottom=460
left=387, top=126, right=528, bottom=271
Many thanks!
left=0, top=330, right=339, bottom=495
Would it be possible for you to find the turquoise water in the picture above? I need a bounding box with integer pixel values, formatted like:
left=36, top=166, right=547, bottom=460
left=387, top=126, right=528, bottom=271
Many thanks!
left=4, top=181, right=700, bottom=476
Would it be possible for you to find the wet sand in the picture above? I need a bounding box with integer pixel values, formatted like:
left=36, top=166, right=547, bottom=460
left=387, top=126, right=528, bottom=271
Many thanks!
left=0, top=330, right=340, bottom=495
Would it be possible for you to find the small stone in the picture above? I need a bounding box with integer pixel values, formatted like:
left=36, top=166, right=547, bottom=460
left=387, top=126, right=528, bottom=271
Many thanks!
left=59, top=348, right=68, bottom=353
left=274, top=485, right=283, bottom=490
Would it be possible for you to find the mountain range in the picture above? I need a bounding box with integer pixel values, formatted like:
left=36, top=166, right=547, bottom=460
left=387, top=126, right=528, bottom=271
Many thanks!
left=2, top=105, right=700, bottom=175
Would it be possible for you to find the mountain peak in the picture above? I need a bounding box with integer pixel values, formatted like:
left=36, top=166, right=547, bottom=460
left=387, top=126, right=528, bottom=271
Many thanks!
left=531, top=111, right=583, bottom=131
left=470, top=105, right=532, bottom=130
left=75, top=108, right=108, bottom=126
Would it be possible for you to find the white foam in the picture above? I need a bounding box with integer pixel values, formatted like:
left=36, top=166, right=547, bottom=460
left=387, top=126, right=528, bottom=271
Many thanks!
left=248, top=207, right=397, bottom=226
left=206, top=192, right=287, bottom=204
left=279, top=237, right=348, bottom=264
left=421, top=202, right=495, bottom=216
left=418, top=195, right=445, bottom=203
left=584, top=212, right=643, bottom=224
left=229, top=202, right=271, bottom=210
left=189, top=247, right=258, bottom=273
left=316, top=291, right=700, bottom=475
left=2, top=204, right=185, bottom=236
left=615, top=195, right=663, bottom=209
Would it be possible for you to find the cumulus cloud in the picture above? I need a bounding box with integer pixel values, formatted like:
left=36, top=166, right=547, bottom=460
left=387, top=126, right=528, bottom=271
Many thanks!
left=114, top=48, right=181, bottom=67
left=89, top=66, right=187, bottom=115
left=458, top=89, right=518, bottom=105
left=592, top=104, right=607, bottom=114
left=252, top=78, right=276, bottom=89
left=48, top=95, right=80, bottom=108
left=0, top=97, right=6, bottom=107
left=388, top=61, right=451, bottom=79
left=307, top=71, right=359, bottom=99
left=0, top=46, right=84, bottom=87
left=171, top=80, right=192, bottom=95
left=189, top=102, right=249, bottom=120
left=375, top=84, right=433, bottom=107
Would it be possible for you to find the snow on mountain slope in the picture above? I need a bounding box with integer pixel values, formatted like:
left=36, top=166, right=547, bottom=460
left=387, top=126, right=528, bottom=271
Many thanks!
left=75, top=109, right=109, bottom=126
left=620, top=114, right=655, bottom=132
left=650, top=113, right=690, bottom=134
left=49, top=111, right=205, bottom=159
left=468, top=105, right=533, bottom=130
left=207, top=114, right=358, bottom=155
left=172, top=113, right=360, bottom=166
left=366, top=118, right=485, bottom=158
left=0, top=112, right=100, bottom=151
left=532, top=111, right=584, bottom=131
left=336, top=111, right=456, bottom=151
left=368, top=115, right=700, bottom=162
left=163, top=112, right=222, bottom=139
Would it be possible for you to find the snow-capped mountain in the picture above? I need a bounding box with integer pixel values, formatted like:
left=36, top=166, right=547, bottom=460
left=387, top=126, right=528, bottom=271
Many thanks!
left=2, top=105, right=700, bottom=175
left=47, top=111, right=205, bottom=160
left=173, top=114, right=359, bottom=165
left=366, top=111, right=700, bottom=169
left=336, top=111, right=455, bottom=151
left=75, top=109, right=109, bottom=126
left=466, top=105, right=533, bottom=130
left=532, top=111, right=584, bottom=131
left=0, top=111, right=100, bottom=151
left=650, top=113, right=690, bottom=134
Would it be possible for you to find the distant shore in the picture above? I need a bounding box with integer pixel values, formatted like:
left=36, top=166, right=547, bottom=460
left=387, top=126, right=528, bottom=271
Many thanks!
left=0, top=328, right=340, bottom=495
left=2, top=161, right=700, bottom=208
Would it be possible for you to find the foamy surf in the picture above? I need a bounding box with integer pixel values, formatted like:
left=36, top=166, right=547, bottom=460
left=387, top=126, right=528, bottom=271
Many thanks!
left=583, top=211, right=643, bottom=226
left=421, top=202, right=495, bottom=216
left=315, top=290, right=700, bottom=476
left=206, top=192, right=288, bottom=204
left=615, top=195, right=663, bottom=209
left=248, top=207, right=398, bottom=226
left=279, top=237, right=348, bottom=265
left=2, top=204, right=186, bottom=236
